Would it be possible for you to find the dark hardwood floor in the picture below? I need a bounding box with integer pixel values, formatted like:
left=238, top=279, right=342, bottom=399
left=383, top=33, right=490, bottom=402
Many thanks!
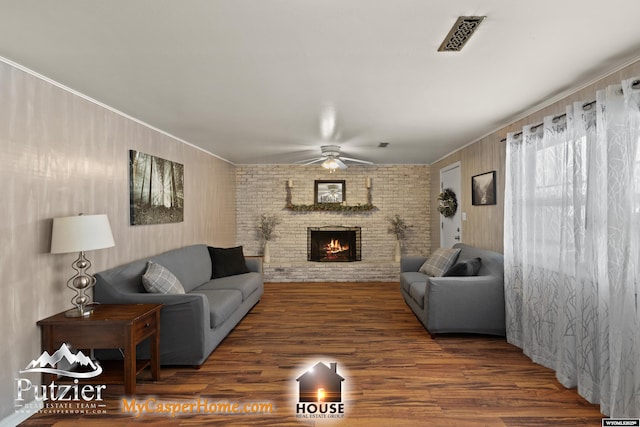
left=21, top=282, right=603, bottom=426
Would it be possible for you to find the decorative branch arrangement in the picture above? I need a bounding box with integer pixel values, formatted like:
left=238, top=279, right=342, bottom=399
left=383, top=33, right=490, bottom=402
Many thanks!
left=258, top=214, right=280, bottom=241
left=285, top=203, right=376, bottom=212
left=387, top=214, right=411, bottom=261
left=387, top=214, right=412, bottom=241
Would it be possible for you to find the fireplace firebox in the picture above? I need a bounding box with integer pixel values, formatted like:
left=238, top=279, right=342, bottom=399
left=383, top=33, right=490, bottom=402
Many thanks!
left=307, top=226, right=361, bottom=262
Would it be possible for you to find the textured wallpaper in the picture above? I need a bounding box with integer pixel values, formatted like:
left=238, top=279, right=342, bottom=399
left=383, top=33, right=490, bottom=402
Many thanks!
left=0, top=60, right=236, bottom=419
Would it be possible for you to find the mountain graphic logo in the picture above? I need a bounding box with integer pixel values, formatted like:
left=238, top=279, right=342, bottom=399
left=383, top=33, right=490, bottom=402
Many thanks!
left=20, top=343, right=103, bottom=379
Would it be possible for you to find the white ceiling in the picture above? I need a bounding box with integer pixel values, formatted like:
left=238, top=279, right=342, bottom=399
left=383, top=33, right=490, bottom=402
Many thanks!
left=2, top=1, right=640, bottom=165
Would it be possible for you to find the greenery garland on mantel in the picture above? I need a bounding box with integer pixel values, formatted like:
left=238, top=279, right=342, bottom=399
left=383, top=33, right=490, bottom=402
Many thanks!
left=285, top=203, right=377, bottom=212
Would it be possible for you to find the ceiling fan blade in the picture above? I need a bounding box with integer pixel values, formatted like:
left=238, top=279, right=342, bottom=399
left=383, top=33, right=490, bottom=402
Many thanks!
left=319, top=104, right=337, bottom=140
left=340, top=156, right=374, bottom=165
left=334, top=158, right=348, bottom=169
left=294, top=157, right=324, bottom=165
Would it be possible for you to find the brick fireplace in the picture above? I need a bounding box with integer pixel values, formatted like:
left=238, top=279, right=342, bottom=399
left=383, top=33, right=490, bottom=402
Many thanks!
left=235, top=164, right=430, bottom=282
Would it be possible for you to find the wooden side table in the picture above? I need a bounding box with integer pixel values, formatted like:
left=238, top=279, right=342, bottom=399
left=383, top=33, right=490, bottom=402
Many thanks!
left=37, top=303, right=162, bottom=395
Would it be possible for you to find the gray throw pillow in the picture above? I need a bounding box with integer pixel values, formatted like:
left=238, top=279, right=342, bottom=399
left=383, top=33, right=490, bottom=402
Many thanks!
left=142, top=261, right=186, bottom=294
left=419, top=248, right=461, bottom=277
left=443, top=257, right=482, bottom=277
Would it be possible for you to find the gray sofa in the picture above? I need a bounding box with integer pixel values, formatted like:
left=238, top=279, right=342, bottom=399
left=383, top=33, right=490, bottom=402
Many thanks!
left=400, top=243, right=505, bottom=338
left=94, top=244, right=263, bottom=366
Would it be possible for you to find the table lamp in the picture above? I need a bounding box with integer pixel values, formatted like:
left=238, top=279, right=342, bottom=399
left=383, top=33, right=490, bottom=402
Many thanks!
left=50, top=213, right=115, bottom=317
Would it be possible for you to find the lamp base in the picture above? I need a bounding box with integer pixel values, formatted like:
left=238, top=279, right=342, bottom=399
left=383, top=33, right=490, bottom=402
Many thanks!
left=64, top=305, right=95, bottom=318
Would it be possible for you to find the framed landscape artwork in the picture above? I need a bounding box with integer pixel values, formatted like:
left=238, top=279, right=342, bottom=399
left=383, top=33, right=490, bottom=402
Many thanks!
left=314, top=180, right=346, bottom=204
left=129, top=150, right=184, bottom=225
left=471, top=171, right=496, bottom=206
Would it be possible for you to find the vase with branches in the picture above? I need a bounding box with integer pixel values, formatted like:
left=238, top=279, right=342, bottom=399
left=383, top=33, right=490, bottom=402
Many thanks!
left=387, top=214, right=411, bottom=261
left=258, top=214, right=280, bottom=263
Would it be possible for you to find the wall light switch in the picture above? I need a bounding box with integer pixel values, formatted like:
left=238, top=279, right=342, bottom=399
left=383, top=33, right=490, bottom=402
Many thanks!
left=462, top=212, right=467, bottom=221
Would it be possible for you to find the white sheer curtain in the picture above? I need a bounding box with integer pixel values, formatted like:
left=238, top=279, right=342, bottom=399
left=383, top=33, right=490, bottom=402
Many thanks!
left=504, top=77, right=640, bottom=417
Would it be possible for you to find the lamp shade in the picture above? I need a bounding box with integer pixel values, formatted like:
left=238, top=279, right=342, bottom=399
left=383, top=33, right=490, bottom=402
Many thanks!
left=51, top=214, right=115, bottom=254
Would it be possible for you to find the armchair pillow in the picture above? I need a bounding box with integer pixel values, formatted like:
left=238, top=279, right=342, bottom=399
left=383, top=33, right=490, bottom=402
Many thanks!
left=443, top=257, right=482, bottom=277
left=418, top=248, right=461, bottom=277
left=208, top=246, right=250, bottom=278
left=142, top=261, right=186, bottom=294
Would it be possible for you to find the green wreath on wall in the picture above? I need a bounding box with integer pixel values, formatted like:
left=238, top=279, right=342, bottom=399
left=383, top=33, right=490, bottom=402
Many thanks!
left=437, top=188, right=458, bottom=218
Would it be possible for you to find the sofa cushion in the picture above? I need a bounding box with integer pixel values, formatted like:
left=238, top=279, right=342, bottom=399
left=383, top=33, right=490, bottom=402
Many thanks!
left=208, top=246, right=250, bottom=279
left=151, top=244, right=212, bottom=293
left=419, top=248, right=461, bottom=277
left=444, top=257, right=482, bottom=277
left=407, top=281, right=426, bottom=309
left=196, top=272, right=262, bottom=301
left=142, top=261, right=186, bottom=295
left=453, top=243, right=504, bottom=278
left=195, top=289, right=243, bottom=329
left=400, top=272, right=427, bottom=309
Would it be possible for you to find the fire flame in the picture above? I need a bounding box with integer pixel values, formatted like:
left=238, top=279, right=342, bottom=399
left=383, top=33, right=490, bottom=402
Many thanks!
left=325, top=239, right=349, bottom=254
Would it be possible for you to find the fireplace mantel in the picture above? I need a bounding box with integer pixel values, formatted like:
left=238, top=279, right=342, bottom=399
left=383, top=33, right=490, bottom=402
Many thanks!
left=285, top=181, right=376, bottom=212
left=286, top=203, right=376, bottom=212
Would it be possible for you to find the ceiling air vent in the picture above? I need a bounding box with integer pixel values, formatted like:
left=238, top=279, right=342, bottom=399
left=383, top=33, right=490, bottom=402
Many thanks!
left=437, top=16, right=485, bottom=52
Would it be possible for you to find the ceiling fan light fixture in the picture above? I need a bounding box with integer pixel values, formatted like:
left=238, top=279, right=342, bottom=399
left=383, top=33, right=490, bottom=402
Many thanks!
left=297, top=144, right=367, bottom=171
left=322, top=156, right=342, bottom=173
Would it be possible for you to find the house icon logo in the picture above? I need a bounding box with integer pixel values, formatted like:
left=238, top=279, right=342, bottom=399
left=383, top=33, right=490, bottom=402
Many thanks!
left=20, top=343, right=102, bottom=379
left=295, top=361, right=345, bottom=419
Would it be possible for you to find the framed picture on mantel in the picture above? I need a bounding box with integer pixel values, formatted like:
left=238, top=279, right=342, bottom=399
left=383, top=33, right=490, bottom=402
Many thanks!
left=315, top=180, right=346, bottom=204
left=471, top=171, right=496, bottom=206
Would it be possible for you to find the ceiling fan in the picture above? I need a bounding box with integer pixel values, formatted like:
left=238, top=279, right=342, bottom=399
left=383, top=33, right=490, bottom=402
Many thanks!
left=296, top=144, right=373, bottom=172
left=295, top=105, right=374, bottom=172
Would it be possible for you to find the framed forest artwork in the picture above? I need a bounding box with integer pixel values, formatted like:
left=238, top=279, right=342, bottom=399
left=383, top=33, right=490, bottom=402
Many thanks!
left=129, top=150, right=184, bottom=225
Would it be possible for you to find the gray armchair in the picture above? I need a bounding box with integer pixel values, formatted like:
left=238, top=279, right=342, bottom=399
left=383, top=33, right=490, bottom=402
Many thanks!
left=400, top=243, right=505, bottom=338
